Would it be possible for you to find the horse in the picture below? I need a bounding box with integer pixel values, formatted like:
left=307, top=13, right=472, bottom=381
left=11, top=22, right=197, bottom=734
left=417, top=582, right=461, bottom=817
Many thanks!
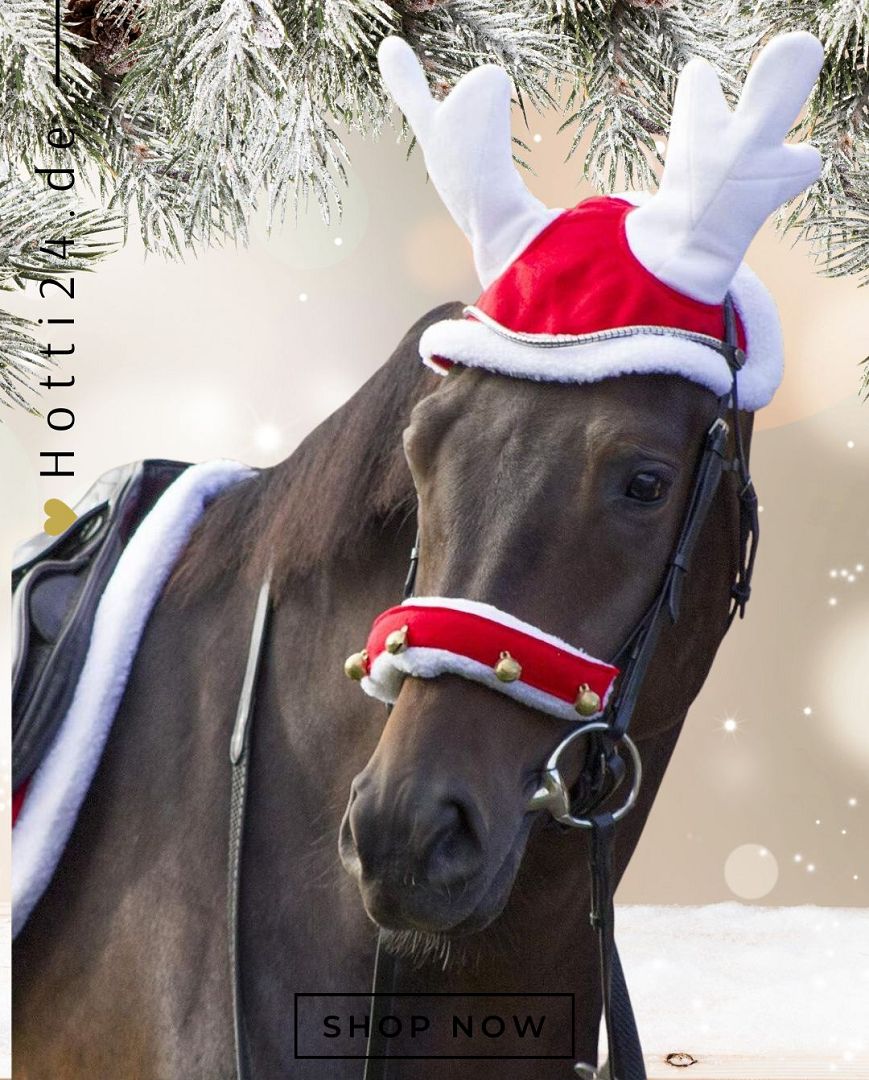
left=14, top=27, right=825, bottom=1080
left=12, top=299, right=752, bottom=1077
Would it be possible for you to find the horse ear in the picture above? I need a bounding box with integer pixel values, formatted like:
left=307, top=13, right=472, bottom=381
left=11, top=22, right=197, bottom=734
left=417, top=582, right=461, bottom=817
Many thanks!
left=377, top=37, right=559, bottom=289
left=625, top=31, right=824, bottom=304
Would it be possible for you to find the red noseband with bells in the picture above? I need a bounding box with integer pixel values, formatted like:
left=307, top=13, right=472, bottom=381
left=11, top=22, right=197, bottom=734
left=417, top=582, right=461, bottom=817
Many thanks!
left=344, top=597, right=619, bottom=722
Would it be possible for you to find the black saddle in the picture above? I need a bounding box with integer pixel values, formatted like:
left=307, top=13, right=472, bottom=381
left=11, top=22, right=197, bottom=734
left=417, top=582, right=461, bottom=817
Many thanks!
left=12, top=459, right=190, bottom=791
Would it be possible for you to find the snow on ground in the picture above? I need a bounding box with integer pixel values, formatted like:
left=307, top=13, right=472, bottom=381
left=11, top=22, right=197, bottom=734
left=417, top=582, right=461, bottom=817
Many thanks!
left=614, top=904, right=869, bottom=1060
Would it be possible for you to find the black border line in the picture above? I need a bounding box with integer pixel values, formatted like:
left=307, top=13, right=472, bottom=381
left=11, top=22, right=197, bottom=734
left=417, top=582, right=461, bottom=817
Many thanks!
left=54, top=0, right=61, bottom=86
left=293, top=992, right=575, bottom=1060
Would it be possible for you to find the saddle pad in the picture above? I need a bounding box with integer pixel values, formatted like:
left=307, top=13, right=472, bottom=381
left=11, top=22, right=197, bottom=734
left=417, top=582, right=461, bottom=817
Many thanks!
left=12, top=459, right=254, bottom=939
left=13, top=460, right=189, bottom=790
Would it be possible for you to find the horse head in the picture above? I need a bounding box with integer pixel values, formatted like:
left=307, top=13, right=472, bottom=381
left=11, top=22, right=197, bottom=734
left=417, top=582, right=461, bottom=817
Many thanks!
left=339, top=34, right=822, bottom=939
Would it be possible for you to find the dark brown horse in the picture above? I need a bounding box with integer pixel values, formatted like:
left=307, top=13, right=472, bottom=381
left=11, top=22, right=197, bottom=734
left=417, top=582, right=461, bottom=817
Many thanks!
left=13, top=301, right=751, bottom=1078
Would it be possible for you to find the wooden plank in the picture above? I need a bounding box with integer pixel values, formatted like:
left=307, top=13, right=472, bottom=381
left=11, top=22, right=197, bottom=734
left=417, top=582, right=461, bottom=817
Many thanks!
left=645, top=1052, right=869, bottom=1079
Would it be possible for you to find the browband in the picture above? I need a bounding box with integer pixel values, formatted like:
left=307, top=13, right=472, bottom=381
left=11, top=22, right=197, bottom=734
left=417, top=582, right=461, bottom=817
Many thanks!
left=346, top=597, right=620, bottom=723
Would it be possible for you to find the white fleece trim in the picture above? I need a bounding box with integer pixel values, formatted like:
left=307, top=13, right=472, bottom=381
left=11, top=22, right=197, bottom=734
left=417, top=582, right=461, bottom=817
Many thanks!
left=727, top=262, right=783, bottom=410
left=399, top=595, right=609, bottom=665
left=361, top=647, right=613, bottom=723
left=12, top=459, right=253, bottom=939
left=361, top=596, right=616, bottom=721
left=418, top=259, right=782, bottom=411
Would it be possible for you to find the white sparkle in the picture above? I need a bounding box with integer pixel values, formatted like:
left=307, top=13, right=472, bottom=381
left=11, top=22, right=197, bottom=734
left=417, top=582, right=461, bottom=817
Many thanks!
left=298, top=291, right=308, bottom=302
left=854, top=875, right=860, bottom=881
left=840, top=568, right=849, bottom=577
left=807, top=863, right=816, bottom=873
left=846, top=440, right=855, bottom=449
left=533, top=133, right=543, bottom=143
left=857, top=564, right=864, bottom=573
left=848, top=797, right=858, bottom=807
left=829, top=597, right=838, bottom=606
left=253, top=423, right=282, bottom=453
left=841, top=829, right=847, bottom=835
left=830, top=569, right=839, bottom=578
left=847, top=574, right=857, bottom=583
left=794, top=853, right=803, bottom=863
left=816, top=819, right=822, bottom=826
left=803, top=706, right=813, bottom=716
left=334, top=236, right=343, bottom=246
left=757, top=504, right=764, bottom=513
left=723, top=717, right=738, bottom=733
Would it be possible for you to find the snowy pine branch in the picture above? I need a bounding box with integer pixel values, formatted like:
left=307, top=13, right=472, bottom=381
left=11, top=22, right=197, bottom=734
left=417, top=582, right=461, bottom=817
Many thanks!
left=0, top=0, right=867, bottom=410
left=0, top=177, right=121, bottom=412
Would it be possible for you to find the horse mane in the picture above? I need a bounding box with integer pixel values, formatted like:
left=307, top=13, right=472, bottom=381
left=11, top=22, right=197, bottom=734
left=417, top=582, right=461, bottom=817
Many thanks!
left=168, top=302, right=460, bottom=602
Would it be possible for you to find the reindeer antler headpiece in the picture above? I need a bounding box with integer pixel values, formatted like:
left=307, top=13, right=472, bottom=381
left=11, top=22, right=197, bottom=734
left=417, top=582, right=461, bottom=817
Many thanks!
left=378, top=33, right=823, bottom=411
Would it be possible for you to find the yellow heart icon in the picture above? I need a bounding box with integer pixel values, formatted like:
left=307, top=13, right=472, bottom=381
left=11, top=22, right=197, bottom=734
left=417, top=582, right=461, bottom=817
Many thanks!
left=43, top=498, right=78, bottom=537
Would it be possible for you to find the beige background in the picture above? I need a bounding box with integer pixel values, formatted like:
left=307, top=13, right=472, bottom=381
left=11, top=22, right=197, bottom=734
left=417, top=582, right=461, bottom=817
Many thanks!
left=2, top=104, right=868, bottom=908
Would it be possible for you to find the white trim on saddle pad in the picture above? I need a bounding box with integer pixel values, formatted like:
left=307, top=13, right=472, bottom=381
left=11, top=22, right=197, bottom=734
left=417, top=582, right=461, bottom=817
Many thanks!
left=12, top=459, right=253, bottom=939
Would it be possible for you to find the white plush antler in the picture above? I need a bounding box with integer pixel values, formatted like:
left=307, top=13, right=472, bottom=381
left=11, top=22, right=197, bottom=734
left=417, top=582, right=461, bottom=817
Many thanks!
left=377, top=36, right=559, bottom=289
left=626, top=32, right=824, bottom=304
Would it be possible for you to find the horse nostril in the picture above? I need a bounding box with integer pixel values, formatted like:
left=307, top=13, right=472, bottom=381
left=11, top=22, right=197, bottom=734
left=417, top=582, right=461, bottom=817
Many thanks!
left=424, top=797, right=484, bottom=888
left=343, top=778, right=487, bottom=894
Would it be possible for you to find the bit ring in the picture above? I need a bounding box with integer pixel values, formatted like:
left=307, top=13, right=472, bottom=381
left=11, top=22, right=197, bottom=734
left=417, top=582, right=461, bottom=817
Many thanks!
left=526, top=721, right=642, bottom=829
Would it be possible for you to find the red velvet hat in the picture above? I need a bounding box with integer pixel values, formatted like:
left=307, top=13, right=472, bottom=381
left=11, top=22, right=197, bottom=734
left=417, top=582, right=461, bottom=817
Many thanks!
left=379, top=34, right=824, bottom=412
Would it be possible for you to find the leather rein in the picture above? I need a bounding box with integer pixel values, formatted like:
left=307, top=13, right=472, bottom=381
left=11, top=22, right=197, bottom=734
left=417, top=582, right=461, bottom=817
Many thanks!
left=226, top=294, right=759, bottom=1079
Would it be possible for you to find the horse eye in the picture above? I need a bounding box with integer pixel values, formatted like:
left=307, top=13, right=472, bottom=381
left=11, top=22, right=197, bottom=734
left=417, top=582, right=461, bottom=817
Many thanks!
left=626, top=471, right=668, bottom=503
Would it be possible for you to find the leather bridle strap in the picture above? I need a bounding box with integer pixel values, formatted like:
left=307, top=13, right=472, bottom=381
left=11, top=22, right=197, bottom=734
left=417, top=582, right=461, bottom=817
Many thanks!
left=581, top=813, right=646, bottom=1080
left=722, top=297, right=760, bottom=628
left=606, top=294, right=747, bottom=746
left=606, top=412, right=730, bottom=743
left=578, top=411, right=732, bottom=1080
left=228, top=572, right=272, bottom=1080
left=363, top=532, right=420, bottom=1080
left=580, top=294, right=752, bottom=1080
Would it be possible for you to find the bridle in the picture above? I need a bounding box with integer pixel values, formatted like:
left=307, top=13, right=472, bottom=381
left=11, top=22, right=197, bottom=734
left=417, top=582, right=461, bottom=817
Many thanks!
left=226, top=294, right=759, bottom=1079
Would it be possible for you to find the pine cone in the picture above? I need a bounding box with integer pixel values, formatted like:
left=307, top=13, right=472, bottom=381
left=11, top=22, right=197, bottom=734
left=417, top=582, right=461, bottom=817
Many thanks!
left=65, top=0, right=141, bottom=78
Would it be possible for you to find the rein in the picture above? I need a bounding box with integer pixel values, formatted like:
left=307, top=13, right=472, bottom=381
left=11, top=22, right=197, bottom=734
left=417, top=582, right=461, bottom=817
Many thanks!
left=226, top=295, right=758, bottom=1079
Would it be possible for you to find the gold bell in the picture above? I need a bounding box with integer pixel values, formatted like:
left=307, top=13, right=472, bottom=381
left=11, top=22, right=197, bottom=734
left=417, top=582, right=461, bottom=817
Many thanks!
left=344, top=649, right=369, bottom=681
left=385, top=624, right=409, bottom=655
left=574, top=683, right=601, bottom=717
left=494, top=651, right=522, bottom=683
